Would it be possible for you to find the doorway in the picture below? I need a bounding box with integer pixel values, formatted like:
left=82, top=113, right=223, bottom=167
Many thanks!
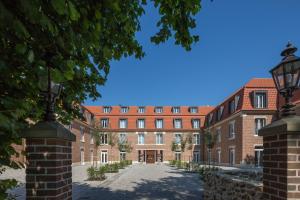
left=101, top=150, right=108, bottom=164
left=146, top=150, right=155, bottom=163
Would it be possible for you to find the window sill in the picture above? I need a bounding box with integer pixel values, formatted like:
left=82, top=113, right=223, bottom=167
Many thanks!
left=80, top=140, right=85, bottom=143
left=228, top=137, right=235, bottom=140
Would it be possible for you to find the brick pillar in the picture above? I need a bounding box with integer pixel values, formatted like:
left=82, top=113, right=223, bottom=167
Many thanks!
left=259, top=116, right=300, bottom=200
left=23, top=121, right=75, bottom=200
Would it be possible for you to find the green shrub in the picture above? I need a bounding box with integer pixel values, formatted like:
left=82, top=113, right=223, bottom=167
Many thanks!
left=169, top=160, right=176, bottom=166
left=87, top=166, right=106, bottom=181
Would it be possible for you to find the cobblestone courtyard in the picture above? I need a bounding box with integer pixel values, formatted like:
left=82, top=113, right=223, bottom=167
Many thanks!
left=2, top=164, right=203, bottom=200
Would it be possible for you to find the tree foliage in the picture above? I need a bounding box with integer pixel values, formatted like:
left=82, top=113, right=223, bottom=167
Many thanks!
left=0, top=0, right=201, bottom=195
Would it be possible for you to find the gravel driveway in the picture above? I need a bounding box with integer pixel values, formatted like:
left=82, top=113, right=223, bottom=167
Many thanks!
left=1, top=164, right=203, bottom=200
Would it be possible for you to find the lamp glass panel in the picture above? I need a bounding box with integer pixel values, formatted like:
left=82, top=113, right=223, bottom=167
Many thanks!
left=272, top=66, right=285, bottom=91
left=51, top=81, right=61, bottom=96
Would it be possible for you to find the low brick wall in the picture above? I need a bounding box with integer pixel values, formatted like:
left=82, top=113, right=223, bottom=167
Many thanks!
left=203, top=170, right=263, bottom=200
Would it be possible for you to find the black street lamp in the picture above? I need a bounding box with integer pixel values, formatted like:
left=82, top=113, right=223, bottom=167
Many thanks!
left=40, top=66, right=62, bottom=121
left=270, top=42, right=300, bottom=117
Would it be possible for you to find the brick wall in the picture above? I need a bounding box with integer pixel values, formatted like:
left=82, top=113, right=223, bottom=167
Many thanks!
left=25, top=138, right=72, bottom=199
left=262, top=133, right=300, bottom=200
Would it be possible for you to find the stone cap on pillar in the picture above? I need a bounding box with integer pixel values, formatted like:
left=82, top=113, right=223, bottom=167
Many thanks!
left=258, top=116, right=300, bottom=137
left=22, top=121, right=76, bottom=141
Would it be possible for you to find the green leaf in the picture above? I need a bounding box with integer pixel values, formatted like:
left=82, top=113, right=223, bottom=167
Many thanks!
left=15, top=44, right=27, bottom=54
left=27, top=50, right=34, bottom=63
left=68, top=2, right=80, bottom=21
left=13, top=20, right=30, bottom=38
left=51, top=0, right=66, bottom=15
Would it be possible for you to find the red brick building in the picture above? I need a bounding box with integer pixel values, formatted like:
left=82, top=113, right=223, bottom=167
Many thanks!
left=84, top=106, right=214, bottom=164
left=203, top=78, right=278, bottom=166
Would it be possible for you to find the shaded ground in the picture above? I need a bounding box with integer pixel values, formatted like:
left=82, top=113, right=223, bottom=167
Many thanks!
left=1, top=164, right=203, bottom=200
left=74, top=164, right=203, bottom=200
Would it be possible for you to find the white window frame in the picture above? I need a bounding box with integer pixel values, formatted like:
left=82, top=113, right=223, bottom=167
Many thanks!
left=138, top=107, right=145, bottom=113
left=103, top=106, right=111, bottom=113
left=119, top=133, right=127, bottom=143
left=174, top=133, right=182, bottom=144
left=100, top=133, right=108, bottom=145
left=174, top=119, right=182, bottom=129
left=254, top=91, right=267, bottom=108
left=155, top=119, right=163, bottom=129
left=254, top=118, right=266, bottom=136
left=138, top=133, right=145, bottom=145
left=172, top=107, right=181, bottom=114
left=80, top=126, right=85, bottom=142
left=193, top=151, right=200, bottom=163
left=101, top=118, right=109, bottom=128
left=156, top=133, right=164, bottom=145
left=189, top=107, right=198, bottom=113
left=155, top=107, right=163, bottom=113
left=192, top=119, right=200, bottom=129
left=216, top=127, right=221, bottom=143
left=137, top=119, right=145, bottom=129
left=193, top=133, right=200, bottom=145
left=121, top=106, right=129, bottom=113
left=119, top=119, right=128, bottom=129
left=175, top=151, right=181, bottom=161
left=228, top=121, right=235, bottom=139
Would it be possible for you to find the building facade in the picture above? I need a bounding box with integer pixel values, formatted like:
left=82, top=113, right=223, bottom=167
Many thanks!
left=84, top=106, right=214, bottom=164
left=203, top=78, right=278, bottom=167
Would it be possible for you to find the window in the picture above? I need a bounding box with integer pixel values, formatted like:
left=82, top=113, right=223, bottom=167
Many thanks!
left=217, top=149, right=221, bottom=163
left=119, top=133, right=126, bottom=143
left=90, top=135, right=94, bottom=144
left=189, top=107, right=198, bottom=113
left=229, top=148, right=235, bottom=165
left=155, top=107, right=163, bottom=113
left=138, top=107, right=145, bottom=113
left=217, top=106, right=224, bottom=121
left=192, top=119, right=200, bottom=129
left=101, top=118, right=109, bottom=128
left=255, top=146, right=263, bottom=167
left=193, top=134, right=200, bottom=145
left=155, top=119, right=164, bottom=129
left=172, top=107, right=181, bottom=113
left=100, top=133, right=108, bottom=145
left=175, top=133, right=181, bottom=144
left=216, top=128, right=221, bottom=143
left=137, top=119, right=145, bottom=129
left=229, top=121, right=235, bottom=139
left=156, top=133, right=163, bottom=144
left=174, top=119, right=182, bottom=129
left=120, top=152, right=126, bottom=161
left=254, top=91, right=267, bottom=108
left=175, top=151, right=181, bottom=161
left=255, top=118, right=266, bottom=135
left=229, top=99, right=235, bottom=114
left=119, top=119, right=128, bottom=129
left=138, top=133, right=145, bottom=144
left=103, top=106, right=111, bottom=113
left=121, top=106, right=129, bottom=113
left=193, top=151, right=200, bottom=163
left=234, top=95, right=240, bottom=110
left=80, top=126, right=84, bottom=142
left=208, top=113, right=214, bottom=124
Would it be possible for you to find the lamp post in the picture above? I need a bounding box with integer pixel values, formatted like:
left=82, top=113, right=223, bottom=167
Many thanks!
left=22, top=66, right=75, bottom=199
left=270, top=42, right=300, bottom=117
left=259, top=43, right=300, bottom=200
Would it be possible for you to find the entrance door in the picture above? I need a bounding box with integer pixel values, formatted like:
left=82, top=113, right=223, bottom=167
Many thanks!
left=101, top=151, right=108, bottom=164
left=146, top=150, right=155, bottom=164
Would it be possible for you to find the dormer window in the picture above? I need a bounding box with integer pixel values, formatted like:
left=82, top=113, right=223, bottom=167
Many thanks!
left=121, top=106, right=129, bottom=113
left=103, top=106, right=112, bottom=113
left=155, top=107, right=163, bottom=113
left=217, top=106, right=224, bottom=121
left=209, top=113, right=214, bottom=124
left=189, top=107, right=198, bottom=113
left=253, top=91, right=267, bottom=108
left=138, top=107, right=145, bottom=113
left=172, top=107, right=181, bottom=114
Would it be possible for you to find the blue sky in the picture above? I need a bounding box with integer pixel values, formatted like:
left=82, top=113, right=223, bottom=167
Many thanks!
left=85, top=0, right=300, bottom=107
